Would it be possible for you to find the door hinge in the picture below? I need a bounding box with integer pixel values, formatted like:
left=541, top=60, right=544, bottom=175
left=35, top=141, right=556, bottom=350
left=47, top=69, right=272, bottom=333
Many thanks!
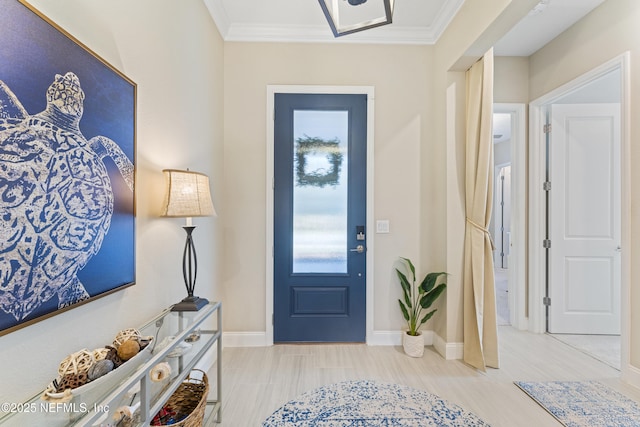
left=544, top=123, right=552, bottom=134
left=543, top=239, right=551, bottom=248
left=272, top=313, right=274, bottom=325
left=543, top=181, right=551, bottom=191
left=543, top=296, right=551, bottom=306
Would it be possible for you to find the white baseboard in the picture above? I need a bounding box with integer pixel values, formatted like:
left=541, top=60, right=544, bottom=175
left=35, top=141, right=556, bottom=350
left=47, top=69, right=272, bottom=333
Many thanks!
left=367, top=330, right=435, bottom=346
left=223, top=331, right=269, bottom=347
left=432, top=332, right=463, bottom=360
left=194, top=346, right=218, bottom=372
left=367, top=330, right=402, bottom=346
left=222, top=330, right=463, bottom=362
left=622, top=362, right=640, bottom=389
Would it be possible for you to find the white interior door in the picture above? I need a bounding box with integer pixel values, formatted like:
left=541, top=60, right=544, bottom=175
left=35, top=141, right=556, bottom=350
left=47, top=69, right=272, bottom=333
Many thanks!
left=549, top=103, right=621, bottom=334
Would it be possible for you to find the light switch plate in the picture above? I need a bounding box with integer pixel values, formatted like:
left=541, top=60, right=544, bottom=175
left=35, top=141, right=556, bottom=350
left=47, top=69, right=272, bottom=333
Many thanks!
left=376, top=220, right=390, bottom=233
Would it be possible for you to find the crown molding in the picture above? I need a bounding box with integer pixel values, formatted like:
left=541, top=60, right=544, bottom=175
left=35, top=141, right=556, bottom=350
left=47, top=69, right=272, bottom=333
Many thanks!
left=224, top=23, right=440, bottom=45
left=203, top=0, right=230, bottom=39
left=430, top=0, right=465, bottom=42
left=205, top=0, right=465, bottom=45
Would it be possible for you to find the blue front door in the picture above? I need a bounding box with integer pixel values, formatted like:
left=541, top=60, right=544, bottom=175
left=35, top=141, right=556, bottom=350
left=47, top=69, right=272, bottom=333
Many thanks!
left=274, top=93, right=367, bottom=342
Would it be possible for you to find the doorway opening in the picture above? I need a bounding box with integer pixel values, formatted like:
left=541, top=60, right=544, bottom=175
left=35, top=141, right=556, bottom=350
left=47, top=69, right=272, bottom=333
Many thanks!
left=491, top=113, right=513, bottom=326
left=529, top=54, right=629, bottom=375
left=492, top=104, right=527, bottom=331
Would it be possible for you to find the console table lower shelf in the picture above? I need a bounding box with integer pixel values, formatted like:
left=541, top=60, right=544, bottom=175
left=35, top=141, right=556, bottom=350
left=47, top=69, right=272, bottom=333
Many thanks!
left=0, top=302, right=222, bottom=427
left=204, top=400, right=222, bottom=426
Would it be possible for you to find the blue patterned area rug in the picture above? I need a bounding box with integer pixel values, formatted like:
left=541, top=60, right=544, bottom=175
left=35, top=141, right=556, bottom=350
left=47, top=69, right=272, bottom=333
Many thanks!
left=515, top=380, right=640, bottom=426
left=262, top=380, right=490, bottom=426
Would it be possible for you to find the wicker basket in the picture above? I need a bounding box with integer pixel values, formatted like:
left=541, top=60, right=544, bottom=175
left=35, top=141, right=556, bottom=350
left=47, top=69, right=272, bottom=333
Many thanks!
left=151, top=369, right=209, bottom=427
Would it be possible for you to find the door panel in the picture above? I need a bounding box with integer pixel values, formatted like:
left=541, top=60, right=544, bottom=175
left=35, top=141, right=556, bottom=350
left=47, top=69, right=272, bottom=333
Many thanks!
left=549, top=103, right=620, bottom=334
left=273, top=93, right=366, bottom=342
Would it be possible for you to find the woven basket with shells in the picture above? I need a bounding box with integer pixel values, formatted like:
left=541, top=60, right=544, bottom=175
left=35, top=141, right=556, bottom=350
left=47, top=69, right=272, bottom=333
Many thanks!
left=43, top=327, right=154, bottom=401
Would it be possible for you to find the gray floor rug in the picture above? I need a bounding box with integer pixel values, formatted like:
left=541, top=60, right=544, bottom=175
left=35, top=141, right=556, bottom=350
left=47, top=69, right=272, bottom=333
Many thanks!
left=515, top=380, right=640, bottom=426
left=262, top=380, right=490, bottom=426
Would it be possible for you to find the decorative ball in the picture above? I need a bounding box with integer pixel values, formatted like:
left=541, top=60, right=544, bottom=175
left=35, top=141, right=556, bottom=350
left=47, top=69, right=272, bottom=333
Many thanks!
left=88, top=359, right=114, bottom=381
left=56, top=371, right=89, bottom=392
left=58, top=349, right=96, bottom=377
left=113, top=328, right=142, bottom=349
left=93, top=347, right=110, bottom=361
left=117, top=339, right=140, bottom=361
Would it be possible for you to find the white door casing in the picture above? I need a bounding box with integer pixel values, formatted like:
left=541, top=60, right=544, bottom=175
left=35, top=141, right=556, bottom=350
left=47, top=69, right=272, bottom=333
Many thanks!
left=548, top=103, right=621, bottom=335
left=265, top=85, right=375, bottom=346
left=493, top=104, right=527, bottom=331
left=529, top=52, right=632, bottom=385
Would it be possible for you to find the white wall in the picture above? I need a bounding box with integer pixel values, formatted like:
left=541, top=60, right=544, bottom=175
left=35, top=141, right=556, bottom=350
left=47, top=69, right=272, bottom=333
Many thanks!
left=0, top=0, right=224, bottom=406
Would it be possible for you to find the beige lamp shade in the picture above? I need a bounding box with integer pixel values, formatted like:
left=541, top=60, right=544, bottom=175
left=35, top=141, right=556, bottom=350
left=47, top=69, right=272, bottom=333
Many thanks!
left=161, top=169, right=216, bottom=218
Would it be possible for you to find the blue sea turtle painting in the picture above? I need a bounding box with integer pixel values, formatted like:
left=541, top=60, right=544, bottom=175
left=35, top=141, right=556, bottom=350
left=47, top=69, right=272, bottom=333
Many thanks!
left=0, top=72, right=134, bottom=321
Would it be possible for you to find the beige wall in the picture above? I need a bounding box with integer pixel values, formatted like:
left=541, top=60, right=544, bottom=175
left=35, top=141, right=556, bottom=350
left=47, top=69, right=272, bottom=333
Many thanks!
left=220, top=0, right=541, bottom=352
left=5, top=0, right=638, bottom=406
left=529, top=0, right=640, bottom=372
left=495, top=57, right=530, bottom=104
left=435, top=0, right=535, bottom=346
left=0, top=0, right=224, bottom=405
left=222, top=42, right=434, bottom=335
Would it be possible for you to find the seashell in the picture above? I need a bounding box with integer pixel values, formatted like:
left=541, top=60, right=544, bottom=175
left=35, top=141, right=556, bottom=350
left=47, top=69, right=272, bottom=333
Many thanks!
left=56, top=371, right=89, bottom=392
left=113, top=328, right=141, bottom=349
left=117, top=339, right=140, bottom=361
left=87, top=359, right=114, bottom=381
left=114, top=406, right=132, bottom=420
left=138, top=336, right=154, bottom=350
left=150, top=362, right=172, bottom=382
left=113, top=402, right=140, bottom=422
left=58, top=349, right=95, bottom=377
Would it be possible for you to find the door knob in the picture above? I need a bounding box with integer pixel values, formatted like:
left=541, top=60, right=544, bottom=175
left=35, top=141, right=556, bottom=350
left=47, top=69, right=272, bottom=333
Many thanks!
left=350, top=245, right=365, bottom=253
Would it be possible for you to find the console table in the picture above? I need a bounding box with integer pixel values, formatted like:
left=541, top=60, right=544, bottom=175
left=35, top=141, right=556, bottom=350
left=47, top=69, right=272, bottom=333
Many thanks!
left=0, top=302, right=222, bottom=426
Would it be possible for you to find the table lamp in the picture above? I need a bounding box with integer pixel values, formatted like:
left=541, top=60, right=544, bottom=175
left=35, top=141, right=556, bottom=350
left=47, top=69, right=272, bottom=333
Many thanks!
left=160, top=169, right=216, bottom=311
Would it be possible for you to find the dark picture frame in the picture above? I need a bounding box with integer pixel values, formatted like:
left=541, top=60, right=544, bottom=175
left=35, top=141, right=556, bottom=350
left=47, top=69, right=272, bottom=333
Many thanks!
left=0, top=0, right=136, bottom=336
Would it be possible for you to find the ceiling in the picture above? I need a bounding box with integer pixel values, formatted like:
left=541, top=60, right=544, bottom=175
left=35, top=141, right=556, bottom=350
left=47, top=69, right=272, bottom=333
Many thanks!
left=205, top=0, right=610, bottom=145
left=204, top=0, right=607, bottom=55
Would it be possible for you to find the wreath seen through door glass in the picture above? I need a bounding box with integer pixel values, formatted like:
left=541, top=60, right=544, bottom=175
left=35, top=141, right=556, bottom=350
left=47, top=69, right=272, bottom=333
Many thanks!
left=295, top=135, right=344, bottom=188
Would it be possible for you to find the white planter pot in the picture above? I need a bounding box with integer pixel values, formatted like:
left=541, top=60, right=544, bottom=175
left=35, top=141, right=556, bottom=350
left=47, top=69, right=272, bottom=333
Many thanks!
left=402, top=332, right=424, bottom=357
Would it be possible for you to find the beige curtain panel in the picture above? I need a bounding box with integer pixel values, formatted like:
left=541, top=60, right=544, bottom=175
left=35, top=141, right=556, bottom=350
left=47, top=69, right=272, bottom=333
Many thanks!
left=463, top=48, right=500, bottom=371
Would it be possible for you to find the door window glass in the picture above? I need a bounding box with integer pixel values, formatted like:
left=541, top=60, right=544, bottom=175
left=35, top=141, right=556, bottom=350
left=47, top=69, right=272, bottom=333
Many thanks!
left=292, top=110, right=348, bottom=273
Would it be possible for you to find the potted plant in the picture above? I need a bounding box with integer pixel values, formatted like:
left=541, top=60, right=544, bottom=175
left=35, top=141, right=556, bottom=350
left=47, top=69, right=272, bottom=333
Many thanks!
left=396, top=257, right=447, bottom=357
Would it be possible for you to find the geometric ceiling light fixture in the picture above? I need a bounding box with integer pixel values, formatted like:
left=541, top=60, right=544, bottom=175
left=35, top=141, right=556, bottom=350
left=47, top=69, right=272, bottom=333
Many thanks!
left=318, top=0, right=394, bottom=37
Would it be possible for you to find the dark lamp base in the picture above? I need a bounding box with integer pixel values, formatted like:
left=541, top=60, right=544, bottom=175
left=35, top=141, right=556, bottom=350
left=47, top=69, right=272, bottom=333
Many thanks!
left=171, top=296, right=209, bottom=312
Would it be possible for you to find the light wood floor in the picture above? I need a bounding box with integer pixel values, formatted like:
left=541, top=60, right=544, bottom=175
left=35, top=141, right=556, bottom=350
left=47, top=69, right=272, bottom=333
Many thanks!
left=209, top=326, right=640, bottom=426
